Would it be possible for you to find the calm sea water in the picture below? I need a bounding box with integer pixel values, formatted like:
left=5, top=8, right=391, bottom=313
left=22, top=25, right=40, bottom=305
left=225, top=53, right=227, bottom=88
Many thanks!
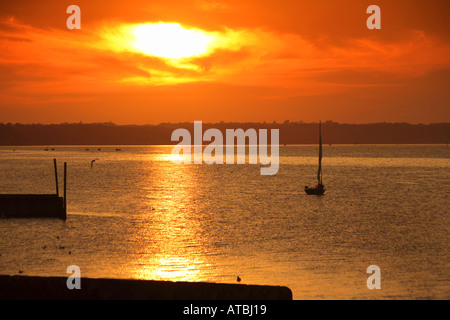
left=0, top=145, right=448, bottom=299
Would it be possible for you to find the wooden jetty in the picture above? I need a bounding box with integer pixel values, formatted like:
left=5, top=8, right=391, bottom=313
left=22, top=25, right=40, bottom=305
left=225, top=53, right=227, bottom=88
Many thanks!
left=0, top=159, right=67, bottom=219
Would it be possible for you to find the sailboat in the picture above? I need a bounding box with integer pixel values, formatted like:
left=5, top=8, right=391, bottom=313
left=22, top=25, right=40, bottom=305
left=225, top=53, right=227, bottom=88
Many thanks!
left=305, top=121, right=325, bottom=195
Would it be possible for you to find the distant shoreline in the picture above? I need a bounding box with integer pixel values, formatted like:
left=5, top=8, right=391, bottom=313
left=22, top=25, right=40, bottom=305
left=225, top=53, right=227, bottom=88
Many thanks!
left=1, top=122, right=448, bottom=145
left=0, top=143, right=448, bottom=147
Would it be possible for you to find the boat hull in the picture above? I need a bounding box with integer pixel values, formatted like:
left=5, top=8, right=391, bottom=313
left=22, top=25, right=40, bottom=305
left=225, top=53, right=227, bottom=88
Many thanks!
left=304, top=187, right=325, bottom=195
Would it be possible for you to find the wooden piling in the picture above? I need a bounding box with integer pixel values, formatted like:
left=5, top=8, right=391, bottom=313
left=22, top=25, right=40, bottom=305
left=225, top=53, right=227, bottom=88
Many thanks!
left=53, top=158, right=59, bottom=197
left=63, top=162, right=67, bottom=211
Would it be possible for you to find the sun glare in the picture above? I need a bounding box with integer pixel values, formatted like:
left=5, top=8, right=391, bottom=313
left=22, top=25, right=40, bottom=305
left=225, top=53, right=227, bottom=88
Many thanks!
left=131, top=23, right=213, bottom=59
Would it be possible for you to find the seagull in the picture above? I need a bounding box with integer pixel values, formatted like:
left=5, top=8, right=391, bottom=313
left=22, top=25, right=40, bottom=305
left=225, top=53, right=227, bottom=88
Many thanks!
left=59, top=245, right=65, bottom=250
left=18, top=270, right=23, bottom=274
left=42, top=245, right=46, bottom=249
left=237, top=276, right=241, bottom=282
left=91, top=159, right=99, bottom=168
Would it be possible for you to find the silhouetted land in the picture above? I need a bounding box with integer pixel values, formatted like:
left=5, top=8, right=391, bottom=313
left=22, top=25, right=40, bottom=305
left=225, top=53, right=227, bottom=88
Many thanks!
left=0, top=121, right=448, bottom=145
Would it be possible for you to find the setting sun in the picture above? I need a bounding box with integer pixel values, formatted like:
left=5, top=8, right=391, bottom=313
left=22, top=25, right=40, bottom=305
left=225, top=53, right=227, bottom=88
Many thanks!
left=131, top=23, right=213, bottom=59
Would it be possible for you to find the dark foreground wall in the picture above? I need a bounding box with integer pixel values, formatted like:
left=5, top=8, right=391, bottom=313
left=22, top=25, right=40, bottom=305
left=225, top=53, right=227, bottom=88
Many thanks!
left=0, top=195, right=66, bottom=219
left=0, top=275, right=292, bottom=300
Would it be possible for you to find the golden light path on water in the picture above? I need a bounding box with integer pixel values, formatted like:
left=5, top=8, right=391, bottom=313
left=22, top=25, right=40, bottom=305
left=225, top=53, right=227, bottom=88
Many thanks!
left=128, top=153, right=211, bottom=282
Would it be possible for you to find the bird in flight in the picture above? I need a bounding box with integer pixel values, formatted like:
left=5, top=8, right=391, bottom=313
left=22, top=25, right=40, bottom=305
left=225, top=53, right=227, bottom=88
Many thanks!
left=91, top=159, right=99, bottom=168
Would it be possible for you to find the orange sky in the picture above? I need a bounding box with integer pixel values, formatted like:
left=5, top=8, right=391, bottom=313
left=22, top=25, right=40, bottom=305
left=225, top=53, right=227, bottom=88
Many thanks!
left=1, top=0, right=450, bottom=124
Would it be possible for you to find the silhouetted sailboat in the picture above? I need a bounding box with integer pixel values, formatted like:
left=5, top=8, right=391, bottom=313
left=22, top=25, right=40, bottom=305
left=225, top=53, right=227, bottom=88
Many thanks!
left=305, top=121, right=325, bottom=195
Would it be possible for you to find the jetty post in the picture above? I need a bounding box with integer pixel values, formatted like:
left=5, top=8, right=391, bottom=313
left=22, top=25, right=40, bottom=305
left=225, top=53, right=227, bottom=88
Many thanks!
left=54, top=158, right=59, bottom=197
left=63, top=162, right=67, bottom=212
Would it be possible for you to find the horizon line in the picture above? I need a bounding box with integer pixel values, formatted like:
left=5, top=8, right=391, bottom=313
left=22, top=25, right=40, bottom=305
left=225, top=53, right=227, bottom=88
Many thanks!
left=1, top=121, right=449, bottom=126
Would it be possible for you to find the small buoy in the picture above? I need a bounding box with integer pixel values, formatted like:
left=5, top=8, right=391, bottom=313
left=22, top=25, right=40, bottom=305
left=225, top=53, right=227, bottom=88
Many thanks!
left=18, top=270, right=23, bottom=274
left=237, top=276, right=241, bottom=282
left=42, top=245, right=46, bottom=249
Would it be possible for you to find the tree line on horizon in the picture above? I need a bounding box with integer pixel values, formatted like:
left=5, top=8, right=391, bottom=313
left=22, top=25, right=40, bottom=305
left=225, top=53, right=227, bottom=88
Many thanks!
left=0, top=121, right=448, bottom=145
